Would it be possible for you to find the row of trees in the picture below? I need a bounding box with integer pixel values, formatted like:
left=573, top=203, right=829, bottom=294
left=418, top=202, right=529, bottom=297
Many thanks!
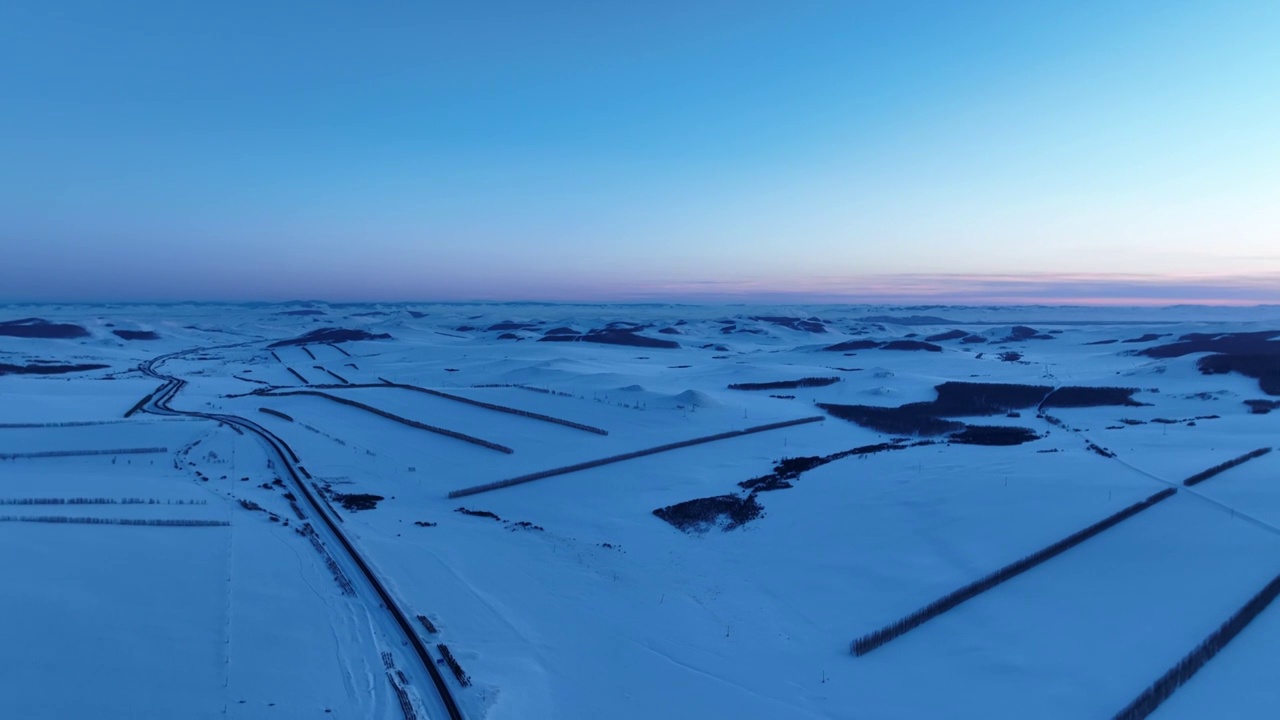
left=0, top=516, right=227, bottom=527
left=449, top=416, right=824, bottom=498
left=437, top=644, right=472, bottom=687
left=1183, top=447, right=1273, bottom=487
left=0, top=497, right=205, bottom=505
left=1114, top=572, right=1280, bottom=719
left=852, top=488, right=1178, bottom=656
left=0, top=447, right=168, bottom=460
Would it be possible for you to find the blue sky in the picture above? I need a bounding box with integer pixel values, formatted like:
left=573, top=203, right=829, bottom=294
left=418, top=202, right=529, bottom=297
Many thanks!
left=1, top=1, right=1277, bottom=303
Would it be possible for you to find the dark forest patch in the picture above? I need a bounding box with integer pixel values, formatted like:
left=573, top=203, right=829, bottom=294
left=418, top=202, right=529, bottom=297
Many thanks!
left=751, top=316, right=827, bottom=333
left=112, top=329, right=159, bottom=340
left=1245, top=399, right=1280, bottom=414
left=728, top=377, right=840, bottom=391
left=1122, top=333, right=1169, bottom=343
left=1139, top=331, right=1280, bottom=359
left=278, top=309, right=326, bottom=316
left=820, top=381, right=1140, bottom=436
left=998, top=351, right=1023, bottom=362
left=818, top=404, right=965, bottom=435
left=0, top=362, right=109, bottom=376
left=998, top=326, right=1056, bottom=342
left=925, top=330, right=969, bottom=342
left=1197, top=354, right=1280, bottom=396
left=455, top=507, right=502, bottom=521
left=823, top=339, right=882, bottom=352
left=1042, top=386, right=1145, bottom=408
left=653, top=494, right=764, bottom=533
left=1085, top=339, right=1119, bottom=345
left=269, top=328, right=391, bottom=347
left=948, top=426, right=1042, bottom=446
left=332, top=493, right=383, bottom=512
left=882, top=340, right=943, bottom=352
left=857, top=315, right=956, bottom=325
left=538, top=329, right=679, bottom=349
left=0, top=318, right=90, bottom=339
left=489, top=321, right=540, bottom=331
left=961, top=334, right=987, bottom=344
left=542, top=326, right=578, bottom=336
left=739, top=440, right=935, bottom=492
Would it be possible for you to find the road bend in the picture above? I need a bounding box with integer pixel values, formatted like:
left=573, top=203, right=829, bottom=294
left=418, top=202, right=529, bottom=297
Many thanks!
left=140, top=347, right=464, bottom=720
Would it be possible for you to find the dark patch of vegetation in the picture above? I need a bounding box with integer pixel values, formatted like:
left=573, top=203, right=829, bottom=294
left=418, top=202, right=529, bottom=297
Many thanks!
left=857, top=315, right=955, bottom=325
left=1183, top=448, right=1272, bottom=487
left=821, top=381, right=1140, bottom=436
left=413, top=521, right=437, bottom=527
left=0, top=362, right=109, bottom=376
left=300, top=345, right=316, bottom=360
left=0, top=516, right=230, bottom=527
left=999, top=325, right=1056, bottom=342
left=740, top=440, right=934, bottom=492
left=489, top=321, right=539, bottom=331
left=818, top=403, right=965, bottom=435
left=437, top=644, right=472, bottom=687
left=925, top=329, right=968, bottom=342
left=539, top=328, right=680, bottom=349
left=542, top=326, right=578, bottom=336
left=0, top=318, right=90, bottom=339
left=1245, top=399, right=1280, bottom=414
left=750, top=316, right=826, bottom=333
left=1123, top=333, right=1169, bottom=343
left=1197, top=354, right=1280, bottom=396
left=1113, top=572, right=1280, bottom=720
left=332, top=493, right=383, bottom=512
left=822, top=339, right=882, bottom=352
left=1139, top=331, right=1280, bottom=359
left=851, top=488, right=1177, bottom=656
left=258, top=407, right=294, bottom=421
left=511, top=521, right=544, bottom=531
left=269, top=328, right=391, bottom=347
left=279, top=309, right=326, bottom=316
left=929, top=382, right=1053, bottom=415
left=1085, top=338, right=1119, bottom=345
left=417, top=614, right=439, bottom=633
left=658, top=327, right=681, bottom=335
left=948, top=426, right=1041, bottom=446
left=882, top=340, right=943, bottom=352
left=1042, top=386, right=1144, bottom=408
left=728, top=376, right=840, bottom=391
left=653, top=493, right=764, bottom=533
left=455, top=507, right=502, bottom=521
left=961, top=334, right=987, bottom=344
left=496, top=332, right=521, bottom=340
left=1087, top=443, right=1116, bottom=458
left=998, top=351, right=1023, bottom=362
left=112, top=329, right=159, bottom=340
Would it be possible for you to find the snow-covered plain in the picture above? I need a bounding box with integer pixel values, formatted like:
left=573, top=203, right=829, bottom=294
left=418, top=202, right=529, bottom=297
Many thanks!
left=1, top=303, right=1278, bottom=719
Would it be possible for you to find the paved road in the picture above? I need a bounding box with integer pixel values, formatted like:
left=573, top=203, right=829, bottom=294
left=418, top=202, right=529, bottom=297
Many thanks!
left=140, top=346, right=463, bottom=720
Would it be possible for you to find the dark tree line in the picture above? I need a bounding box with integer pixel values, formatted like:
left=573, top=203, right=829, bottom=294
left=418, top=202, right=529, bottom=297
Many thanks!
left=449, top=416, right=825, bottom=498
left=1183, top=447, right=1272, bottom=487
left=1113, top=572, right=1280, bottom=720
left=851, top=488, right=1177, bottom=656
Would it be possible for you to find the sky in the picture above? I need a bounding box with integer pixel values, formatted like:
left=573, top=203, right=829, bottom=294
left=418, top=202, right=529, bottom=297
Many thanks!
left=1, top=1, right=1277, bottom=305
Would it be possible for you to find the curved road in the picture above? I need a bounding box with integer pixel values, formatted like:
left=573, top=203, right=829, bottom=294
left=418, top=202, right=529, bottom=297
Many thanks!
left=140, top=346, right=463, bottom=720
